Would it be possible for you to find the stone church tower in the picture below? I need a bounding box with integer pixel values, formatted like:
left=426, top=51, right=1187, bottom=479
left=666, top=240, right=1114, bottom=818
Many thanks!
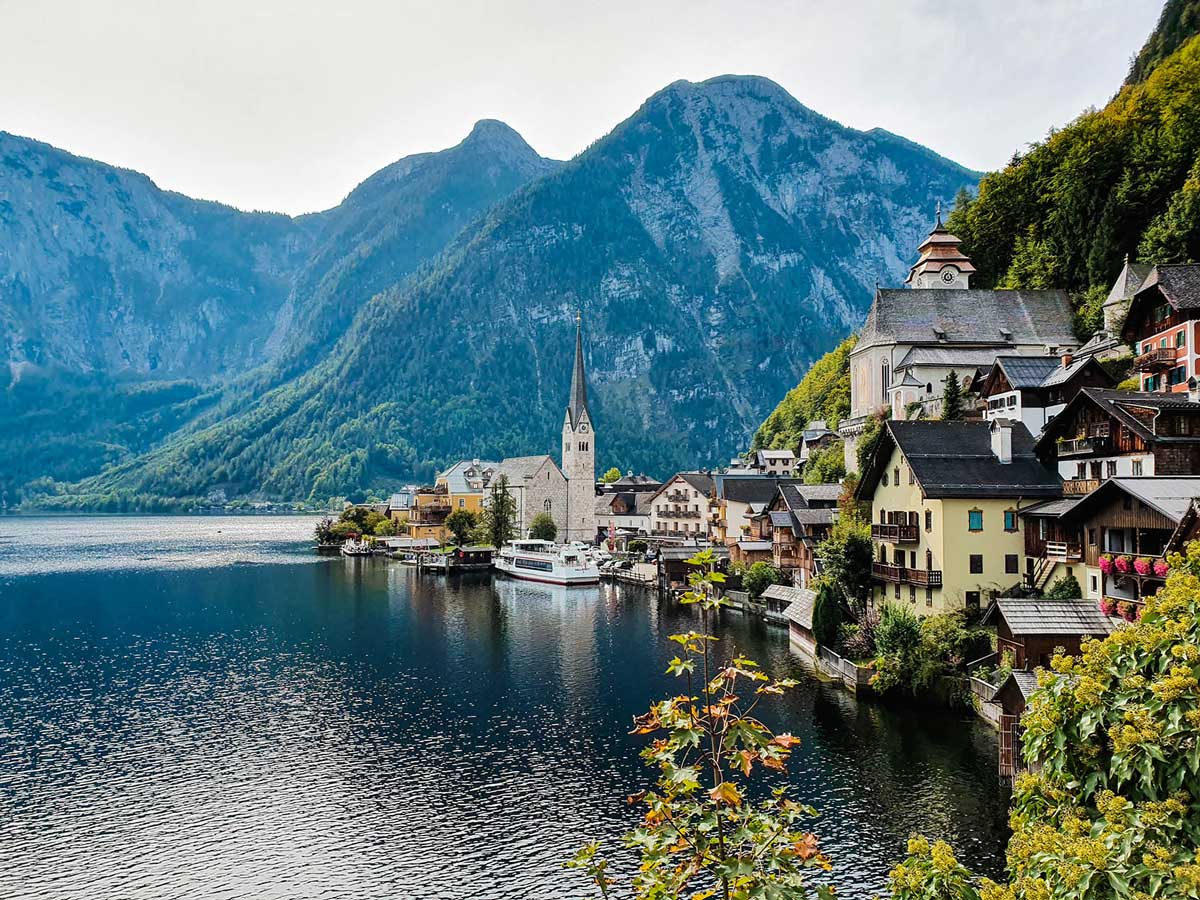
left=562, top=316, right=597, bottom=543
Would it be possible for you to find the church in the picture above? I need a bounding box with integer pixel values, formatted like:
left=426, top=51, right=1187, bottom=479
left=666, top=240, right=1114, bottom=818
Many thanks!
left=487, top=317, right=597, bottom=543
left=838, top=211, right=1078, bottom=470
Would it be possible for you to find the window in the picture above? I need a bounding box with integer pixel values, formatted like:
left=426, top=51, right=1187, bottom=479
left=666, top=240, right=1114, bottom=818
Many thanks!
left=925, top=509, right=933, bottom=531
left=909, top=586, right=916, bottom=604
left=969, top=554, right=983, bottom=574
left=965, top=591, right=981, bottom=609
left=1039, top=519, right=1047, bottom=539
left=882, top=363, right=891, bottom=399
left=968, top=509, right=983, bottom=532
left=1090, top=575, right=1098, bottom=593
left=544, top=499, right=552, bottom=512
left=882, top=471, right=889, bottom=486
left=908, top=467, right=915, bottom=485
left=1076, top=462, right=1087, bottom=478
left=925, top=587, right=933, bottom=605
left=1178, top=329, right=1187, bottom=347
left=894, top=583, right=900, bottom=599
left=1004, top=510, right=1017, bottom=532
left=1007, top=395, right=1016, bottom=408
left=879, top=510, right=886, bottom=525
left=1133, top=459, right=1144, bottom=476
left=893, top=467, right=900, bottom=485
left=925, top=549, right=933, bottom=570
left=459, top=498, right=465, bottom=508
left=1005, top=554, right=1019, bottom=574
left=909, top=551, right=917, bottom=568
left=1088, top=527, right=1097, bottom=546
left=1170, top=365, right=1187, bottom=386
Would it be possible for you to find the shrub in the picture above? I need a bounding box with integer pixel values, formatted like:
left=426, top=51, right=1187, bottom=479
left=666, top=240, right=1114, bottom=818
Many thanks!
left=529, top=511, right=558, bottom=542
left=840, top=608, right=878, bottom=659
left=1044, top=573, right=1082, bottom=600
left=626, top=539, right=648, bottom=555
left=811, top=582, right=842, bottom=647
left=743, top=561, right=783, bottom=599
left=875, top=603, right=922, bottom=657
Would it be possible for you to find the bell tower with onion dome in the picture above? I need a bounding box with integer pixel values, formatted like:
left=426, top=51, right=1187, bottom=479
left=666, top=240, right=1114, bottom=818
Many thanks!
left=562, top=314, right=597, bottom=543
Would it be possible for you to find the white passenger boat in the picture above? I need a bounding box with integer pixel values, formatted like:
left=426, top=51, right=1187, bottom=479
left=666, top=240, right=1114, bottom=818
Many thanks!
left=494, top=539, right=600, bottom=585
left=340, top=539, right=373, bottom=557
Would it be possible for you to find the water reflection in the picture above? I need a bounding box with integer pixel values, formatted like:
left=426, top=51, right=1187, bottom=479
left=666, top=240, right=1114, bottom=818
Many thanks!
left=0, top=522, right=1008, bottom=899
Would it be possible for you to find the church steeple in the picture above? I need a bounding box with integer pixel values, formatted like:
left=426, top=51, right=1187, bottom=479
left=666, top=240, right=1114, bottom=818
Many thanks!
left=567, top=313, right=590, bottom=429
left=904, top=205, right=976, bottom=289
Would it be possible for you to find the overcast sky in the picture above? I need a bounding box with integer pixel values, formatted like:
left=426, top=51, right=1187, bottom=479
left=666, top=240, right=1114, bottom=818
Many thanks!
left=0, top=0, right=1164, bottom=215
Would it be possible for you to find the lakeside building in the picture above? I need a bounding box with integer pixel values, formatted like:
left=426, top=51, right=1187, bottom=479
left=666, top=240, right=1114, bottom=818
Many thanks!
left=436, top=459, right=499, bottom=513
left=647, top=472, right=715, bottom=541
left=743, top=483, right=839, bottom=587
left=857, top=419, right=1062, bottom=614
left=1118, top=264, right=1200, bottom=393
left=709, top=474, right=801, bottom=545
left=1020, top=476, right=1200, bottom=609
left=595, top=490, right=655, bottom=542
left=983, top=597, right=1113, bottom=671
left=838, top=214, right=1078, bottom=470
left=978, top=353, right=1114, bottom=436
left=492, top=455, right=570, bottom=539
left=751, top=449, right=798, bottom=476
left=1032, top=387, right=1200, bottom=494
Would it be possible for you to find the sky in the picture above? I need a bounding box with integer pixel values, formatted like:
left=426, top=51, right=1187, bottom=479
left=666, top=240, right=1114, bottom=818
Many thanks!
left=0, top=0, right=1165, bottom=216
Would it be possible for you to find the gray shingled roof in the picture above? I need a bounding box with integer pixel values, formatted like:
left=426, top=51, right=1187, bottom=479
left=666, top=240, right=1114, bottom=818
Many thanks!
left=992, top=669, right=1042, bottom=706
left=858, top=288, right=1077, bottom=352
left=1041, top=355, right=1108, bottom=388
left=984, top=598, right=1113, bottom=637
left=1094, top=477, right=1200, bottom=523
left=737, top=540, right=772, bottom=552
left=494, top=455, right=559, bottom=481
left=1104, top=262, right=1152, bottom=308
left=439, top=459, right=500, bottom=493
left=992, top=355, right=1063, bottom=389
left=765, top=585, right=816, bottom=630
left=1037, top=388, right=1200, bottom=451
left=716, top=475, right=794, bottom=505
left=1137, top=264, right=1200, bottom=310
left=769, top=510, right=795, bottom=528
left=862, top=420, right=1062, bottom=500
left=896, top=346, right=1016, bottom=371
left=1020, top=495, right=1086, bottom=518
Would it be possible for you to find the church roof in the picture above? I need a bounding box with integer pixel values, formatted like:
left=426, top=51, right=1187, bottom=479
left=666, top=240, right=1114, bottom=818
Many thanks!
left=567, top=319, right=591, bottom=429
left=904, top=216, right=977, bottom=285
left=494, top=455, right=561, bottom=482
left=1104, top=260, right=1152, bottom=310
left=858, top=288, right=1076, bottom=352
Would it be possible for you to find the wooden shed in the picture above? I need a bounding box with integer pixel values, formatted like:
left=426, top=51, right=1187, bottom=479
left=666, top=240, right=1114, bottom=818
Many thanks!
left=982, top=597, right=1113, bottom=670
left=776, top=586, right=817, bottom=653
left=992, top=670, right=1040, bottom=777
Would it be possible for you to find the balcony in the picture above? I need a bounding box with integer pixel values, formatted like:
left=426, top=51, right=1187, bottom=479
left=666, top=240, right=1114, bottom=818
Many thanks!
left=906, top=569, right=943, bottom=587
left=1063, top=478, right=1101, bottom=495
left=872, top=562, right=905, bottom=583
left=872, top=523, right=919, bottom=543
left=1046, top=540, right=1083, bottom=562
left=665, top=491, right=690, bottom=503
left=1057, top=435, right=1110, bottom=457
left=1134, top=347, right=1179, bottom=372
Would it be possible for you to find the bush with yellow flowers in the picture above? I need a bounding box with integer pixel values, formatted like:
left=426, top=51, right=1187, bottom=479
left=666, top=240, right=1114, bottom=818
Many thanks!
left=887, top=539, right=1200, bottom=900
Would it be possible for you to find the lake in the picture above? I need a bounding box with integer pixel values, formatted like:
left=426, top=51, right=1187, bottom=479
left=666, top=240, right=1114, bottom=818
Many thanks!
left=0, top=516, right=1009, bottom=899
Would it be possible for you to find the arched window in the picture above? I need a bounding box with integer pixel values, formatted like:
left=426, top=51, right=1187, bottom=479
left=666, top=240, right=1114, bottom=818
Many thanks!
left=544, top=499, right=552, bottom=512
left=925, top=549, right=933, bottom=570
left=882, top=362, right=890, bottom=398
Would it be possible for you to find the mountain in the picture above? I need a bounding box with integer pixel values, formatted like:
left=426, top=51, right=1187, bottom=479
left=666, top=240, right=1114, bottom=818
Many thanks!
left=0, top=124, right=560, bottom=502
left=59, top=75, right=979, bottom=507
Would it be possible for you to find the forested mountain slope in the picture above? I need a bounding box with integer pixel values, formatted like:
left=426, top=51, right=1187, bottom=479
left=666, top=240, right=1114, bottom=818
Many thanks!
left=64, top=75, right=977, bottom=506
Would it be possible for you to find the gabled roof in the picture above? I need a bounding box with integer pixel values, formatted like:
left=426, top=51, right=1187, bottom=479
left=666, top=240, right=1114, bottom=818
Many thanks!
left=1019, top=495, right=1086, bottom=518
left=1104, top=261, right=1152, bottom=309
left=992, top=669, right=1041, bottom=707
left=1064, top=476, right=1200, bottom=525
left=715, top=475, right=796, bottom=506
left=858, top=420, right=1062, bottom=501
left=649, top=472, right=715, bottom=504
left=756, top=449, right=796, bottom=462
left=896, top=346, right=1015, bottom=372
left=439, top=458, right=500, bottom=493
left=981, top=354, right=1114, bottom=397
left=778, top=482, right=841, bottom=511
left=857, top=288, right=1076, bottom=353
left=1035, top=388, right=1200, bottom=453
left=494, top=455, right=561, bottom=482
left=767, top=585, right=816, bottom=630
left=1137, top=264, right=1200, bottom=309
left=983, top=597, right=1113, bottom=637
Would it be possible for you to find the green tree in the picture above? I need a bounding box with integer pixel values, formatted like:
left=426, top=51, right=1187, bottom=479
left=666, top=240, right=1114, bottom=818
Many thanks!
left=444, top=508, right=479, bottom=545
left=372, top=516, right=397, bottom=536
left=940, top=370, right=964, bottom=421
left=1043, top=572, right=1083, bottom=600
left=743, top=561, right=783, bottom=599
left=314, top=516, right=336, bottom=544
left=816, top=512, right=873, bottom=619
left=891, top=538, right=1200, bottom=900
left=753, top=334, right=856, bottom=451
left=811, top=581, right=842, bottom=648
left=600, top=467, right=622, bottom=483
left=569, top=549, right=833, bottom=900
left=856, top=413, right=886, bottom=474
left=627, top=539, right=648, bottom=555
left=802, top=441, right=846, bottom=484
left=529, top=511, right=558, bottom=542
left=482, top=476, right=517, bottom=549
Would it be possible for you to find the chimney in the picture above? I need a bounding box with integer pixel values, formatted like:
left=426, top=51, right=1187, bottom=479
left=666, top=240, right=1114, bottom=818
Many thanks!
left=991, top=419, right=1013, bottom=464
left=1060, top=351, right=1073, bottom=369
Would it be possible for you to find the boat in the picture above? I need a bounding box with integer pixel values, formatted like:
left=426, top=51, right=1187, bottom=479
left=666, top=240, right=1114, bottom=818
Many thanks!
left=340, top=539, right=373, bottom=557
left=494, top=539, right=600, bottom=585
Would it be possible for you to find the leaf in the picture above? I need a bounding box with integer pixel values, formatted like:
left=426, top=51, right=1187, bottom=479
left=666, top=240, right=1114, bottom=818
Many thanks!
left=709, top=782, right=742, bottom=806
left=792, top=832, right=821, bottom=860
left=773, top=733, right=802, bottom=749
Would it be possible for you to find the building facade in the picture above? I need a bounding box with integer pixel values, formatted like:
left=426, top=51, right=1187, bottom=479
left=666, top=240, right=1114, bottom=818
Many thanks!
left=1119, top=265, right=1200, bottom=394
left=492, top=455, right=569, bottom=539
left=648, top=473, right=715, bottom=541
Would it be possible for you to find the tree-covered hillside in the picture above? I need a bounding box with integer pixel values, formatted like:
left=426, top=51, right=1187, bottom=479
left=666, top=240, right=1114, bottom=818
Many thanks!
left=751, top=335, right=854, bottom=450
left=946, top=15, right=1200, bottom=334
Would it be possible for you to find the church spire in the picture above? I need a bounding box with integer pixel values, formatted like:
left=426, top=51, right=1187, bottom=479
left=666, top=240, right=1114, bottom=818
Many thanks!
left=567, top=313, right=590, bottom=429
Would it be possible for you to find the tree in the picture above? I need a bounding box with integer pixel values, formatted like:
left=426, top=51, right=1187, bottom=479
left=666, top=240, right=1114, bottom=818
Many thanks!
left=314, top=516, right=336, bottom=544
left=890, top=538, right=1200, bottom=900
left=569, top=549, right=833, bottom=899
left=816, top=512, right=873, bottom=620
left=600, top=467, right=622, bottom=484
left=482, top=476, right=517, bottom=549
left=940, top=370, right=964, bottom=421
left=1043, top=572, right=1082, bottom=600
left=743, top=561, right=783, bottom=599
left=856, top=412, right=886, bottom=475
left=802, top=441, right=846, bottom=484
left=372, top=516, right=397, bottom=536
left=811, top=581, right=842, bottom=647
left=627, top=539, right=648, bottom=555
left=444, top=508, right=479, bottom=545
left=529, top=511, right=558, bottom=542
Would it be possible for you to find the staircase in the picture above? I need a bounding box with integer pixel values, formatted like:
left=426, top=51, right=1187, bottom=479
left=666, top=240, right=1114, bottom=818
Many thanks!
left=1028, top=555, right=1055, bottom=592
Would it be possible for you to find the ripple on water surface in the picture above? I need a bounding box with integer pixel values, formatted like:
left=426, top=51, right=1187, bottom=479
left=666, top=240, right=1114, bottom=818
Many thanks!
left=0, top=517, right=1010, bottom=899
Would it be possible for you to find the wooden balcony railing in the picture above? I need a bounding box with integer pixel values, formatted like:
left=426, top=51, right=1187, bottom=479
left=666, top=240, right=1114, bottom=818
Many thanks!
left=1057, top=435, right=1111, bottom=457
left=871, top=562, right=943, bottom=587
left=872, top=523, right=919, bottom=543
left=1063, top=478, right=1101, bottom=495
left=906, top=569, right=943, bottom=587
left=1134, top=347, right=1179, bottom=372
left=871, top=562, right=905, bottom=583
left=1046, top=540, right=1083, bottom=561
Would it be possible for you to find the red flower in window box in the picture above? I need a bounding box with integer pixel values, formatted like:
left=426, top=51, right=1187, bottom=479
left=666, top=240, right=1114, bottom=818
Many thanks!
left=1098, top=554, right=1114, bottom=575
left=1133, top=556, right=1152, bottom=576
left=1099, top=597, right=1116, bottom=616
left=1153, top=558, right=1170, bottom=578
left=1114, top=555, right=1133, bottom=574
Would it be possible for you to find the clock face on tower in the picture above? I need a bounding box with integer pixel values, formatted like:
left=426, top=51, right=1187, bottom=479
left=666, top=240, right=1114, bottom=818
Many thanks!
left=941, top=268, right=957, bottom=284
left=579, top=424, right=589, bottom=433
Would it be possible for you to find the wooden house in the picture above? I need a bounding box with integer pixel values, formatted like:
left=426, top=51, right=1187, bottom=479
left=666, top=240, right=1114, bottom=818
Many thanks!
left=991, top=670, right=1040, bottom=777
left=1118, top=264, right=1200, bottom=393
left=775, top=585, right=817, bottom=652
left=982, top=597, right=1112, bottom=670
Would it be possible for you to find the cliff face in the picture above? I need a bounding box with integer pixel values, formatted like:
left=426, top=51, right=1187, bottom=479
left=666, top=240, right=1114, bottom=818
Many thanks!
left=72, top=75, right=978, bottom=504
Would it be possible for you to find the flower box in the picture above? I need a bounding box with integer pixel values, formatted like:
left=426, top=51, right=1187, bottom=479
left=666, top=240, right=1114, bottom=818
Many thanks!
left=1134, top=556, right=1152, bottom=576
left=1099, top=597, right=1116, bottom=616
left=1153, top=559, right=1170, bottom=578
left=1114, top=555, right=1133, bottom=574
left=1098, top=554, right=1114, bottom=575
left=1116, top=600, right=1138, bottom=622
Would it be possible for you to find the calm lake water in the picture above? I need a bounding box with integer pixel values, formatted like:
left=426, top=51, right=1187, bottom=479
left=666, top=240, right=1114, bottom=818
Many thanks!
left=0, top=516, right=1009, bottom=899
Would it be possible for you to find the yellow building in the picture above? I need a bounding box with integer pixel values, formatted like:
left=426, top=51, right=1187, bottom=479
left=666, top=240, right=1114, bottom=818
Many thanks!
left=856, top=419, right=1062, bottom=614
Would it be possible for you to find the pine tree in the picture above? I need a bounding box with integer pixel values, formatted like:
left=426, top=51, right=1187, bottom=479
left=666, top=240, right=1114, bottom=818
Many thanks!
left=483, top=476, right=517, bottom=548
left=941, top=370, right=964, bottom=421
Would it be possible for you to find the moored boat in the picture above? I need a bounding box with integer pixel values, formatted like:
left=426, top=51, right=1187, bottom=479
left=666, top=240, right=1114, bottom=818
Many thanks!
left=494, top=539, right=599, bottom=585
left=340, top=539, right=373, bottom=557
